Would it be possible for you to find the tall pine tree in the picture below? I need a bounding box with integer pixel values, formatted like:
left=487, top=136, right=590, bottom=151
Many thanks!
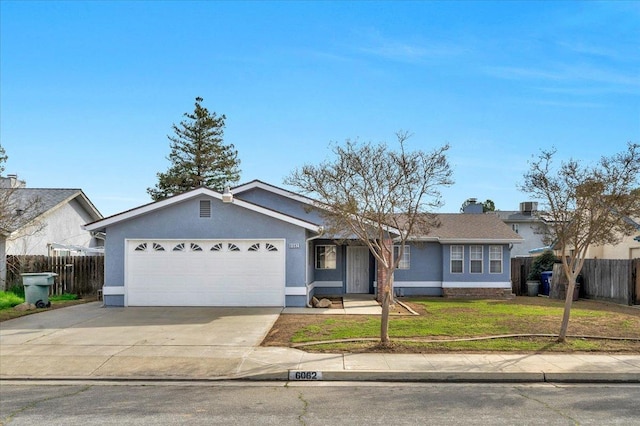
left=148, top=97, right=241, bottom=200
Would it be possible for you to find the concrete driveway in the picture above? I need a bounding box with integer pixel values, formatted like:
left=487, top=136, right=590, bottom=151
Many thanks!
left=0, top=302, right=288, bottom=379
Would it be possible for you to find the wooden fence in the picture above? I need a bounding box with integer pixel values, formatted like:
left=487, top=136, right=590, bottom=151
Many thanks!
left=510, top=257, right=534, bottom=296
left=511, top=257, right=639, bottom=305
left=6, top=255, right=104, bottom=297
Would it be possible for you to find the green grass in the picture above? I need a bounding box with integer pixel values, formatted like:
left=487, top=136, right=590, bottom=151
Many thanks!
left=307, top=337, right=606, bottom=352
left=0, top=291, right=78, bottom=310
left=49, top=293, right=78, bottom=302
left=0, top=291, right=25, bottom=309
left=290, top=298, right=637, bottom=347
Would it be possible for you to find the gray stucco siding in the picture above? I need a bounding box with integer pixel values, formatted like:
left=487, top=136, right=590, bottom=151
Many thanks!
left=103, top=196, right=309, bottom=300
left=393, top=242, right=443, bottom=283
left=238, top=188, right=325, bottom=224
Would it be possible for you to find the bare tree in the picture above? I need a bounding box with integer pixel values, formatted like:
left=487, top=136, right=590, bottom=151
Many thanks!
left=0, top=147, right=45, bottom=289
left=286, top=132, right=453, bottom=345
left=521, top=143, right=640, bottom=342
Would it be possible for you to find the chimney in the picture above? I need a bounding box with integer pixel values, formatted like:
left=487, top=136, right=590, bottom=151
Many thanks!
left=462, top=198, right=484, bottom=214
left=0, top=174, right=26, bottom=188
left=222, top=186, right=233, bottom=203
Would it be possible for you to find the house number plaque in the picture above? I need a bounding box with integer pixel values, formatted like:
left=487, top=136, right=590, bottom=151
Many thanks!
left=289, top=370, right=322, bottom=381
left=288, top=243, right=300, bottom=249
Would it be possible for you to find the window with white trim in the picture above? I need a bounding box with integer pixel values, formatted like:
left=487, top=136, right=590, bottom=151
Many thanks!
left=315, top=245, right=336, bottom=269
left=394, top=245, right=410, bottom=269
left=489, top=246, right=503, bottom=273
left=470, top=245, right=483, bottom=274
left=511, top=224, right=519, bottom=234
left=451, top=245, right=463, bottom=273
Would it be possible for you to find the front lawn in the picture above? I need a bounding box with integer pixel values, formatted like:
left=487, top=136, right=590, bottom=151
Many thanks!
left=263, top=297, right=640, bottom=353
left=0, top=290, right=94, bottom=322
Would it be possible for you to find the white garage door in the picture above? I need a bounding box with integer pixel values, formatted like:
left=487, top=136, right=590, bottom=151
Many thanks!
left=125, top=239, right=285, bottom=307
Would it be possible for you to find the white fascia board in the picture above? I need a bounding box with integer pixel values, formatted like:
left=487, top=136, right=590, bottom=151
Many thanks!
left=84, top=187, right=321, bottom=233
left=76, top=191, right=103, bottom=220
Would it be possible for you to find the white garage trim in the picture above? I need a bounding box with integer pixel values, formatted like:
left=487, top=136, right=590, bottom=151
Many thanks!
left=125, top=238, right=286, bottom=307
left=102, top=286, right=125, bottom=296
left=285, top=287, right=307, bottom=296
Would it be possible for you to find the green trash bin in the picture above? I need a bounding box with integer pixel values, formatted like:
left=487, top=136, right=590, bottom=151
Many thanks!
left=21, top=273, right=58, bottom=308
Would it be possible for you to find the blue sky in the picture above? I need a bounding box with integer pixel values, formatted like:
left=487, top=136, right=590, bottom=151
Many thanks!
left=1, top=1, right=638, bottom=217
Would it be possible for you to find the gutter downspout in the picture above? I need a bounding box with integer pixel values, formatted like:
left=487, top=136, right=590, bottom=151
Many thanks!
left=305, top=228, right=324, bottom=308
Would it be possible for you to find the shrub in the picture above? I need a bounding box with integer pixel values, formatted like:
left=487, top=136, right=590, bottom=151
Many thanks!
left=527, top=250, right=558, bottom=281
left=8, top=284, right=25, bottom=298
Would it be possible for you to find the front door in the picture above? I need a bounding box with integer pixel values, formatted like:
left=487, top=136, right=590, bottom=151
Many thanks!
left=347, top=246, right=370, bottom=293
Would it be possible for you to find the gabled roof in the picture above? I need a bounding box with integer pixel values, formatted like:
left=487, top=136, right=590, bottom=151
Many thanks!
left=411, top=213, right=523, bottom=243
left=83, top=186, right=323, bottom=233
left=1, top=188, right=102, bottom=233
left=232, top=179, right=317, bottom=206
left=233, top=180, right=404, bottom=236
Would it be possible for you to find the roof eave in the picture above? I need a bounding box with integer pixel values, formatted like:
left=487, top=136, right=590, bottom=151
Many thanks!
left=83, top=187, right=322, bottom=233
left=440, top=239, right=523, bottom=244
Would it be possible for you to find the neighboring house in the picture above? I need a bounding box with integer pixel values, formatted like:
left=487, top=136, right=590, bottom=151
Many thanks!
left=584, top=217, right=640, bottom=260
left=85, top=180, right=522, bottom=308
left=0, top=175, right=103, bottom=288
left=492, top=202, right=550, bottom=257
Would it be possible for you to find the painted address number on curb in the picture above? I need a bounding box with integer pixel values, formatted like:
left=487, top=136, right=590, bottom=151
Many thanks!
left=289, top=371, right=323, bottom=381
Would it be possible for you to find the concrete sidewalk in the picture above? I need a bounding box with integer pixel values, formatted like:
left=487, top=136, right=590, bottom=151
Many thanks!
left=1, top=302, right=639, bottom=383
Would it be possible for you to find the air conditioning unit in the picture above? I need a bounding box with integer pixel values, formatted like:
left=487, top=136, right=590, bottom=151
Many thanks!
left=520, top=202, right=538, bottom=214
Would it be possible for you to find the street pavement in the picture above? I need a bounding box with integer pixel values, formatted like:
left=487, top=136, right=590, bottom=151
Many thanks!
left=1, top=301, right=639, bottom=383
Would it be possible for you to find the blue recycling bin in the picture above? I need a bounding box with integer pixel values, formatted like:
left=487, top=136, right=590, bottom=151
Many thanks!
left=540, top=271, right=552, bottom=296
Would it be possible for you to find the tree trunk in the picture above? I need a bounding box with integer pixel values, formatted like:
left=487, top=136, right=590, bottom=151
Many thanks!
left=557, top=280, right=576, bottom=342
left=380, top=289, right=391, bottom=346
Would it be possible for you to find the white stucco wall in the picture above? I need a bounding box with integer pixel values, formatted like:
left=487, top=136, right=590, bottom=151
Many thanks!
left=587, top=233, right=640, bottom=259
left=5, top=198, right=96, bottom=255
left=506, top=222, right=548, bottom=257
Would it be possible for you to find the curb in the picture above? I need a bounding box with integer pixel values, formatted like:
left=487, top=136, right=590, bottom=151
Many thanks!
left=2, top=371, right=640, bottom=384
left=244, top=370, right=640, bottom=383
left=543, top=372, right=640, bottom=383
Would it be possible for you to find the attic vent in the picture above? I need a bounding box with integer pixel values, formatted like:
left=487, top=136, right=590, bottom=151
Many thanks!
left=199, top=200, right=211, bottom=218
